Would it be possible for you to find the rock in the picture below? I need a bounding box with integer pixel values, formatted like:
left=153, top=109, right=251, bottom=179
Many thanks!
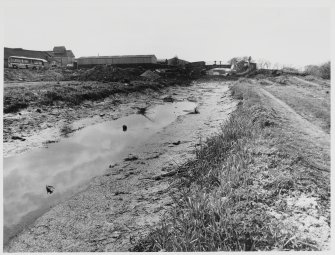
left=123, top=125, right=127, bottom=132
left=172, top=141, right=181, bottom=145
left=36, top=109, right=42, bottom=113
left=100, top=113, right=105, bottom=117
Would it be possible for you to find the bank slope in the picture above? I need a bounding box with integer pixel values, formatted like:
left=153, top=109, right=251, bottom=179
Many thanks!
left=133, top=78, right=330, bottom=251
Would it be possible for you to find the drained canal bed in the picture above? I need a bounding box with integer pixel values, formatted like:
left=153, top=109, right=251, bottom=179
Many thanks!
left=3, top=101, right=197, bottom=244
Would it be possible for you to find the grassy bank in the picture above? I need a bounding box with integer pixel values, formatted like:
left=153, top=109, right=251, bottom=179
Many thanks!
left=132, top=80, right=330, bottom=251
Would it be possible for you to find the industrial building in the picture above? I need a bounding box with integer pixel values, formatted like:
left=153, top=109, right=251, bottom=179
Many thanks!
left=46, top=46, right=75, bottom=66
left=76, top=55, right=157, bottom=68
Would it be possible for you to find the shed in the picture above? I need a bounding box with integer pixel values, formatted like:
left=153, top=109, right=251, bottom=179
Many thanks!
left=77, top=55, right=157, bottom=67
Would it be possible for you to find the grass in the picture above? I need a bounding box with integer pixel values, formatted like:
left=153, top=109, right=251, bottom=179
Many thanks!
left=131, top=81, right=330, bottom=251
left=263, top=77, right=330, bottom=133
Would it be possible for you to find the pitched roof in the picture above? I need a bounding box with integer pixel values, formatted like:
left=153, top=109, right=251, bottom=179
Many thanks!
left=4, top=47, right=53, bottom=60
left=53, top=46, right=66, bottom=53
left=47, top=50, right=75, bottom=58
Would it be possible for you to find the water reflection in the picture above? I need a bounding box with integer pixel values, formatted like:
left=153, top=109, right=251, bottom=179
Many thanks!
left=3, top=101, right=196, bottom=243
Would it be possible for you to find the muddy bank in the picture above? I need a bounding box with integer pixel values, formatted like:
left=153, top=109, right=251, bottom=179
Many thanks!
left=3, top=79, right=194, bottom=157
left=4, top=80, right=237, bottom=251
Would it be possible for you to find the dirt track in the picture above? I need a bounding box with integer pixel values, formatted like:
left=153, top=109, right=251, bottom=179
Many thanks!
left=259, top=87, right=330, bottom=156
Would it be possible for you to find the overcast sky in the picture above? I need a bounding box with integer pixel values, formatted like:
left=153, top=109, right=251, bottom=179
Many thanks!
left=3, top=0, right=331, bottom=68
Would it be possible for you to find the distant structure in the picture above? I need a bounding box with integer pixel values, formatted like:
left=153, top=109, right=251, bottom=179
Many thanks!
left=4, top=46, right=75, bottom=67
left=76, top=55, right=157, bottom=68
left=167, top=57, right=189, bottom=67
left=46, top=46, right=75, bottom=66
left=3, top=47, right=53, bottom=67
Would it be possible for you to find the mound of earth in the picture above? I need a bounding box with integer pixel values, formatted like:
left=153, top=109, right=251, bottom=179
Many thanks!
left=4, top=68, right=67, bottom=82
left=77, top=66, right=145, bottom=82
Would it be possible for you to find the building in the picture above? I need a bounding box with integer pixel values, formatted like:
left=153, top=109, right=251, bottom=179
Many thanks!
left=4, top=47, right=53, bottom=67
left=167, top=57, right=189, bottom=67
left=46, top=46, right=75, bottom=66
left=76, top=55, right=157, bottom=68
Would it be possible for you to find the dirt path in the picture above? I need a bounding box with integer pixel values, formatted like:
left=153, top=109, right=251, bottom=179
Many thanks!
left=292, top=76, right=330, bottom=87
left=5, top=81, right=236, bottom=252
left=259, top=87, right=330, bottom=156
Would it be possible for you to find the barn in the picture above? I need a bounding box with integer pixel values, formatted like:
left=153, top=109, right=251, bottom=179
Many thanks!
left=77, top=55, right=157, bottom=68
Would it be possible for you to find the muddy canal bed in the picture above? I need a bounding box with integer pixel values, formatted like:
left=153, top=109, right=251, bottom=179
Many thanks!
left=4, top=80, right=237, bottom=252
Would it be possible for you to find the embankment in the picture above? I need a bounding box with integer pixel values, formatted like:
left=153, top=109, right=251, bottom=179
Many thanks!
left=133, top=78, right=330, bottom=251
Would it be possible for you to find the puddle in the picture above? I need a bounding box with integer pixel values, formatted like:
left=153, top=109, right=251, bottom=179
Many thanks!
left=3, top=101, right=196, bottom=244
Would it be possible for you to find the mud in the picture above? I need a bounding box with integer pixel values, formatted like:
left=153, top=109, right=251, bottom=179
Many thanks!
left=4, top=80, right=237, bottom=251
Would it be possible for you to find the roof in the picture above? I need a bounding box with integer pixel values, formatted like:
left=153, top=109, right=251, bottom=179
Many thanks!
left=4, top=47, right=53, bottom=60
left=77, top=55, right=156, bottom=59
left=47, top=50, right=75, bottom=58
left=53, top=46, right=66, bottom=53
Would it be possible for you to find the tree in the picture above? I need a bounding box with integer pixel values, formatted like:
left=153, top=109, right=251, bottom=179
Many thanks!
left=228, top=56, right=250, bottom=65
left=304, top=62, right=330, bottom=79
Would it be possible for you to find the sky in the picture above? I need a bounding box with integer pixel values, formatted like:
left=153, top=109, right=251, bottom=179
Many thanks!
left=2, top=0, right=332, bottom=69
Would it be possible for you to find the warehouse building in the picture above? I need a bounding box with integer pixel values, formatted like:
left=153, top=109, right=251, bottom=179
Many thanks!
left=76, top=55, right=157, bottom=68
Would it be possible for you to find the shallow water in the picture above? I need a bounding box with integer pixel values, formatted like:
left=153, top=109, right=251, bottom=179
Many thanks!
left=3, top=101, right=196, bottom=243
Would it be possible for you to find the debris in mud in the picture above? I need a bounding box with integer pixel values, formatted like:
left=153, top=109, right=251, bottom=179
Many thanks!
left=60, top=124, right=73, bottom=137
left=172, top=141, right=181, bottom=145
left=189, top=106, right=200, bottom=114
left=114, top=191, right=128, bottom=196
left=11, top=136, right=26, bottom=141
left=134, top=106, right=149, bottom=115
left=43, top=140, right=57, bottom=145
left=123, top=125, right=127, bottom=132
left=46, top=185, right=55, bottom=194
left=99, top=113, right=105, bottom=117
left=163, top=95, right=174, bottom=102
left=187, top=96, right=197, bottom=102
left=124, top=154, right=139, bottom=161
left=36, top=109, right=42, bottom=113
